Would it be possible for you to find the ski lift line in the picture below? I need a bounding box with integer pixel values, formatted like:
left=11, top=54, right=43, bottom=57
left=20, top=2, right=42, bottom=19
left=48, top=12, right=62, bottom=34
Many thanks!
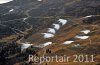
left=0, top=23, right=31, bottom=34
left=0, top=7, right=9, bottom=13
left=0, top=9, right=14, bottom=15
left=31, top=16, right=70, bottom=18
left=1, top=17, right=30, bottom=26
left=0, top=24, right=18, bottom=34
left=0, top=5, right=15, bottom=13
left=0, top=16, right=71, bottom=26
left=1, top=19, right=31, bottom=31
left=0, top=18, right=32, bottom=34
left=0, top=17, right=24, bottom=22
left=64, top=0, right=81, bottom=6
left=23, top=18, right=30, bottom=26
left=25, top=3, right=42, bottom=17
left=9, top=27, right=18, bottom=34
left=0, top=23, right=7, bottom=27
left=1, top=14, right=71, bottom=22
left=24, top=0, right=76, bottom=20
left=11, top=28, right=24, bottom=34
left=28, top=16, right=73, bottom=19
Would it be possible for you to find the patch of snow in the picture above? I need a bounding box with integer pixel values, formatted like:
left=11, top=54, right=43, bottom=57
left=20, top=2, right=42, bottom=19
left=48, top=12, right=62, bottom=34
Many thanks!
left=63, top=41, right=74, bottom=44
left=84, top=15, right=93, bottom=18
left=74, top=44, right=81, bottom=47
left=23, top=18, right=27, bottom=21
left=35, top=42, right=52, bottom=48
left=58, top=19, right=68, bottom=25
left=43, top=42, right=52, bottom=47
left=0, top=0, right=13, bottom=4
left=81, top=30, right=90, bottom=34
left=21, top=42, right=33, bottom=51
left=9, top=9, right=14, bottom=12
left=52, top=24, right=60, bottom=30
left=75, top=36, right=89, bottom=39
left=37, top=0, right=42, bottom=1
left=47, top=28, right=56, bottom=34
left=42, top=33, right=54, bottom=38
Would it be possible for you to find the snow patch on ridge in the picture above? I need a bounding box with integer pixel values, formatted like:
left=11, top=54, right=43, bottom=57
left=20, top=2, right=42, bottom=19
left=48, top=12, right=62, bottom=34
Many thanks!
left=81, top=30, right=90, bottom=34
left=63, top=41, right=74, bottom=44
left=58, top=19, right=68, bottom=25
left=47, top=28, right=56, bottom=34
left=52, top=24, right=60, bottom=30
left=75, top=36, right=89, bottom=39
left=35, top=42, right=52, bottom=48
left=42, top=33, right=54, bottom=38
left=43, top=42, right=52, bottom=47
left=21, top=42, right=33, bottom=52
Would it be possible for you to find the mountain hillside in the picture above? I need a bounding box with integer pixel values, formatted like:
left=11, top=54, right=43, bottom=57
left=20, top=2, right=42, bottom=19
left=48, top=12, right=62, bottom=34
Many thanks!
left=0, top=0, right=100, bottom=65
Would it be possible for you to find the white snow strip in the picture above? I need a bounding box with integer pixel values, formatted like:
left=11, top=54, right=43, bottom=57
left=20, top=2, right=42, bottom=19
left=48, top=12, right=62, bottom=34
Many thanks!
left=75, top=36, right=89, bottom=39
left=35, top=42, right=52, bottom=48
left=63, top=41, right=74, bottom=44
left=52, top=24, right=60, bottom=30
left=81, top=30, right=90, bottom=34
left=84, top=15, right=93, bottom=18
left=42, top=33, right=54, bottom=38
left=37, top=0, right=42, bottom=1
left=43, top=42, right=52, bottom=47
left=0, top=0, right=13, bottom=4
left=47, top=28, right=56, bottom=34
left=9, top=9, right=14, bottom=12
left=23, top=18, right=27, bottom=21
left=58, top=19, right=68, bottom=25
left=21, top=42, right=33, bottom=51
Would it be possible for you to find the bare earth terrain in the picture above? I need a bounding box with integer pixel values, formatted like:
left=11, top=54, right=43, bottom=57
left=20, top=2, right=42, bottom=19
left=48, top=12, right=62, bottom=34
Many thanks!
left=0, top=0, right=100, bottom=65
